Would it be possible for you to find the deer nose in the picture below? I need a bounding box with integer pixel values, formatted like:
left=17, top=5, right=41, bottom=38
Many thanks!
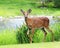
left=24, top=14, right=28, bottom=17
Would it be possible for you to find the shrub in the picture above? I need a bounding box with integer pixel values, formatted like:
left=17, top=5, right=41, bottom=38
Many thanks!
left=16, top=25, right=30, bottom=43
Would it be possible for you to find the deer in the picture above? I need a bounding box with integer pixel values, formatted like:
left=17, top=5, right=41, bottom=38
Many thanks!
left=20, top=9, right=54, bottom=43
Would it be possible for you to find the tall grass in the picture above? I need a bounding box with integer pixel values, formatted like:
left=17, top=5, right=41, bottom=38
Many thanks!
left=52, top=23, right=60, bottom=41
left=16, top=25, right=30, bottom=43
left=0, top=29, right=18, bottom=45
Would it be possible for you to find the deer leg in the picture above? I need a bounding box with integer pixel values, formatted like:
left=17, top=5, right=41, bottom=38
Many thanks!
left=46, top=27, right=54, bottom=41
left=31, top=28, right=35, bottom=36
left=27, top=29, right=30, bottom=35
left=29, top=35, right=32, bottom=43
left=27, top=28, right=31, bottom=35
left=29, top=28, right=35, bottom=43
left=26, top=28, right=32, bottom=43
left=41, top=28, right=47, bottom=42
left=26, top=29, right=32, bottom=43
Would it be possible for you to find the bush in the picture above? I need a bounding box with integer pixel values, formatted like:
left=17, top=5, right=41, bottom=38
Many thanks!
left=16, top=25, right=30, bottom=43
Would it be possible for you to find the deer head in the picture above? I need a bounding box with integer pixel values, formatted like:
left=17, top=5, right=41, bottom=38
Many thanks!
left=20, top=9, right=32, bottom=17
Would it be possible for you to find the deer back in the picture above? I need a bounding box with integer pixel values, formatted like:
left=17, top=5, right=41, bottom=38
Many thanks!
left=25, top=17, right=49, bottom=28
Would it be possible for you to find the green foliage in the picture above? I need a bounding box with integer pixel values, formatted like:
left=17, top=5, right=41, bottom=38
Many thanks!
left=16, top=25, right=30, bottom=43
left=0, top=0, right=60, bottom=16
left=52, top=23, right=60, bottom=41
left=0, top=0, right=60, bottom=17
left=53, top=0, right=60, bottom=7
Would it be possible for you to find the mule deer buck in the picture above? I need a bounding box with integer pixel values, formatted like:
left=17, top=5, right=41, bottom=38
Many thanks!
left=20, top=9, right=54, bottom=43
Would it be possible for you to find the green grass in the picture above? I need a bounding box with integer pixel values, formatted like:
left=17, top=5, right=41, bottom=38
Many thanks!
left=0, top=0, right=60, bottom=17
left=0, top=29, right=18, bottom=45
left=0, top=42, right=60, bottom=48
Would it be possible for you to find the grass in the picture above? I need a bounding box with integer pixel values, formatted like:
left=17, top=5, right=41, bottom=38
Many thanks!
left=0, top=5, right=60, bottom=17
left=0, top=0, right=60, bottom=17
left=52, top=23, right=60, bottom=41
left=0, top=42, right=60, bottom=48
left=0, top=29, right=18, bottom=45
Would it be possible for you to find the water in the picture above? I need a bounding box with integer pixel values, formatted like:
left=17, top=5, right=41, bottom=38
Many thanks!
left=0, top=16, right=59, bottom=31
left=0, top=16, right=25, bottom=31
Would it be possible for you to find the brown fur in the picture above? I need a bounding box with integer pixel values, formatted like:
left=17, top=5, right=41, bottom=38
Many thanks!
left=25, top=17, right=49, bottom=28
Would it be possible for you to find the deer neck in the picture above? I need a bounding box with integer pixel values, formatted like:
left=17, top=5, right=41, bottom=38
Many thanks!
left=25, top=17, right=28, bottom=24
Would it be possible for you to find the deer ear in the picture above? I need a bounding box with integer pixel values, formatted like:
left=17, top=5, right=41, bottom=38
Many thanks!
left=28, top=9, right=32, bottom=13
left=20, top=9, right=25, bottom=14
